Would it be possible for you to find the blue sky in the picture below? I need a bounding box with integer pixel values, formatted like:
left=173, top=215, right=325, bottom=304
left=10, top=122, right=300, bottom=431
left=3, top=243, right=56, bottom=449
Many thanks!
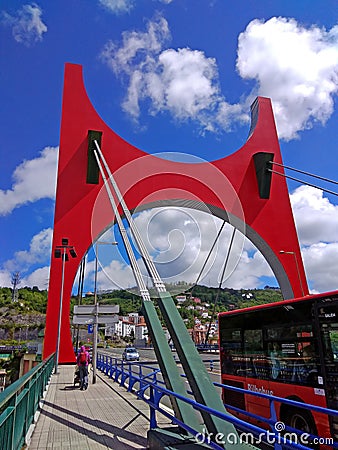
left=0, top=0, right=337, bottom=296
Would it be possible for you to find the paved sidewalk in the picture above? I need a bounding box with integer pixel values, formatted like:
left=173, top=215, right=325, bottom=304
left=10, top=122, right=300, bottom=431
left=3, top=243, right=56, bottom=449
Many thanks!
left=28, top=364, right=170, bottom=449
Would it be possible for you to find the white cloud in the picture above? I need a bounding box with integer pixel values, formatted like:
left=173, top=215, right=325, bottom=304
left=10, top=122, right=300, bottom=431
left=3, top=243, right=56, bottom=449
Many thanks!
left=0, top=228, right=53, bottom=288
left=13, top=228, right=53, bottom=267
left=2, top=3, right=47, bottom=46
left=102, top=15, right=338, bottom=140
left=101, top=14, right=171, bottom=76
left=22, top=266, right=50, bottom=290
left=4, top=228, right=53, bottom=273
left=156, top=48, right=220, bottom=119
left=0, top=270, right=12, bottom=288
left=0, top=146, right=58, bottom=216
left=93, top=208, right=272, bottom=293
left=290, top=185, right=338, bottom=246
left=98, top=0, right=135, bottom=15
left=121, top=46, right=225, bottom=128
left=98, top=0, right=173, bottom=15
left=237, top=17, right=338, bottom=140
left=97, top=259, right=135, bottom=291
left=100, top=15, right=243, bottom=132
left=302, top=243, right=338, bottom=293
left=290, top=185, right=338, bottom=292
left=224, top=250, right=274, bottom=290
left=80, top=247, right=135, bottom=292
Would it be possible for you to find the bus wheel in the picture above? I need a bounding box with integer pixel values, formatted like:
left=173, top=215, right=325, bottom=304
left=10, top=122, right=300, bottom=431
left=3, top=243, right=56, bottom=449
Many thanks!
left=283, top=408, right=317, bottom=445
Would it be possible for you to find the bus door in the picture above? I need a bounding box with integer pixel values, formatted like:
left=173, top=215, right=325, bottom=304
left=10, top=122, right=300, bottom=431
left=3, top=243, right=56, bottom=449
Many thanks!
left=317, top=301, right=338, bottom=440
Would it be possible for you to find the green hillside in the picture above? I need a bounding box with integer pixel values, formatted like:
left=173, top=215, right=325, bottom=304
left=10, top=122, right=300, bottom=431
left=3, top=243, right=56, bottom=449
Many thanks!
left=0, top=285, right=282, bottom=344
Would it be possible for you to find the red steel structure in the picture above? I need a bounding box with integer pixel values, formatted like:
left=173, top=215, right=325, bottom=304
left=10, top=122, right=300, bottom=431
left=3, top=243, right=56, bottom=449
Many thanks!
left=43, top=63, right=308, bottom=362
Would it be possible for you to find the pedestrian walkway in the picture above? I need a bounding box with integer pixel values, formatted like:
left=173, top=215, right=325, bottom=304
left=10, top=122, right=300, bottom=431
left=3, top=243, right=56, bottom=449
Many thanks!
left=28, top=364, right=171, bottom=449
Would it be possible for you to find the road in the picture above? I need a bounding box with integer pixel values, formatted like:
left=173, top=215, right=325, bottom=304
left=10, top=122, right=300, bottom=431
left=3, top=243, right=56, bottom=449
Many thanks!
left=99, top=346, right=222, bottom=391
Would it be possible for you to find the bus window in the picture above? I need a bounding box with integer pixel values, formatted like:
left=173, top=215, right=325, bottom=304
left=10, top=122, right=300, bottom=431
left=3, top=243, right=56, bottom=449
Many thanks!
left=321, top=323, right=338, bottom=362
left=290, top=341, right=321, bottom=386
left=221, top=328, right=241, bottom=342
left=269, top=343, right=281, bottom=380
left=264, top=322, right=320, bottom=385
left=244, top=329, right=263, bottom=354
left=220, top=328, right=241, bottom=375
left=266, top=324, right=313, bottom=340
left=244, top=329, right=266, bottom=379
left=330, top=328, right=338, bottom=361
left=220, top=347, right=235, bottom=374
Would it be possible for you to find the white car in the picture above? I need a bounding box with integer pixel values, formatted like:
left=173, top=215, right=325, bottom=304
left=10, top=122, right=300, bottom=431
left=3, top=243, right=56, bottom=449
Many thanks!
left=122, top=347, right=140, bottom=361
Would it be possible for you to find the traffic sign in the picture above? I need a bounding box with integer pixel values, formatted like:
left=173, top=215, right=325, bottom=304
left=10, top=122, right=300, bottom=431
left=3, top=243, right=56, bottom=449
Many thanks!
left=72, top=315, right=119, bottom=325
left=74, top=305, right=119, bottom=315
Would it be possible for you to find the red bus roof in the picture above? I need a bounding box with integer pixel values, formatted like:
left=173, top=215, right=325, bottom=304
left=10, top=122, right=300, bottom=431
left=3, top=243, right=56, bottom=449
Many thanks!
left=218, top=289, right=338, bottom=318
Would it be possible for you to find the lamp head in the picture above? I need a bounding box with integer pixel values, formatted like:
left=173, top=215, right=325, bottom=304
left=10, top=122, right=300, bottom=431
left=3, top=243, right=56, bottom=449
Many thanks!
left=69, top=248, right=77, bottom=258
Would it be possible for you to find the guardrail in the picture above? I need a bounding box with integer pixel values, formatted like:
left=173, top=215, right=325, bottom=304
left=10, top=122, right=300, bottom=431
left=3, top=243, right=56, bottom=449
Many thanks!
left=0, top=353, right=54, bottom=450
left=97, top=352, right=338, bottom=449
left=0, top=345, right=39, bottom=353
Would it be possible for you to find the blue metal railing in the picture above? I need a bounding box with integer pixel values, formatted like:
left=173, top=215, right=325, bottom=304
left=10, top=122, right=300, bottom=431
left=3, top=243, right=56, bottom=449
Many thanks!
left=97, top=352, right=338, bottom=450
left=0, top=353, right=54, bottom=450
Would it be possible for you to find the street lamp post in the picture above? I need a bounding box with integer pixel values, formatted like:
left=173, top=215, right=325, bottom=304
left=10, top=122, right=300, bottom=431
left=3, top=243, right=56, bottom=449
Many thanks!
left=92, top=240, right=117, bottom=384
left=279, top=250, right=304, bottom=297
left=54, top=238, right=77, bottom=374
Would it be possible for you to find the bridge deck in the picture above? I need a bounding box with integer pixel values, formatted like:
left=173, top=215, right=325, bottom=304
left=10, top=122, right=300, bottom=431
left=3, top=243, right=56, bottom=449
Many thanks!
left=28, top=364, right=170, bottom=449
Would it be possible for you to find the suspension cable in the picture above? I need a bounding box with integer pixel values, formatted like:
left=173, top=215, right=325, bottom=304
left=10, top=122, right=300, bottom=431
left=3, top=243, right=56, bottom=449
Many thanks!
left=93, top=148, right=152, bottom=302
left=94, top=140, right=166, bottom=293
left=204, top=227, right=237, bottom=345
left=268, top=168, right=338, bottom=197
left=270, top=161, right=338, bottom=186
left=190, top=220, right=226, bottom=294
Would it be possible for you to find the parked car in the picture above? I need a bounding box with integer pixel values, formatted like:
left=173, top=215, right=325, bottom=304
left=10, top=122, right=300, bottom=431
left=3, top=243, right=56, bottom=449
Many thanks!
left=122, top=347, right=140, bottom=361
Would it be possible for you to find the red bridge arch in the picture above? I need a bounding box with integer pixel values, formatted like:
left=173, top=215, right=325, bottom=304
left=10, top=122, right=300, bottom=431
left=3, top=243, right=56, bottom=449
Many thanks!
left=43, top=63, right=308, bottom=363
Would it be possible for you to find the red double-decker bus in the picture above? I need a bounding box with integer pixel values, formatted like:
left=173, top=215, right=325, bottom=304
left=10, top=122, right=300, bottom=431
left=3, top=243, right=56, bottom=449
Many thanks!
left=218, top=290, right=338, bottom=442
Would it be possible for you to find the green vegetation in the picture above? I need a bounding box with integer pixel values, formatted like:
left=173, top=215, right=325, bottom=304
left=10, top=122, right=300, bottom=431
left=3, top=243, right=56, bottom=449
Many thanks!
left=0, top=286, right=46, bottom=345
left=0, top=285, right=283, bottom=344
left=72, top=289, right=143, bottom=316
left=0, top=286, right=48, bottom=313
left=184, top=284, right=282, bottom=308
